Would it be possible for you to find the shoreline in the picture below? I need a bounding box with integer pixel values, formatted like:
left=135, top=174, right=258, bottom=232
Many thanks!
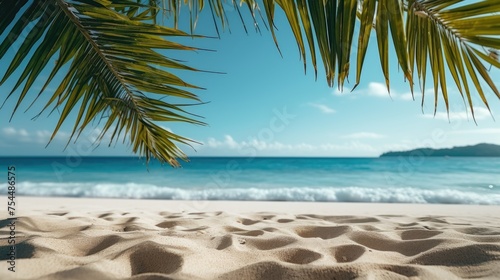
left=15, top=196, right=500, bottom=216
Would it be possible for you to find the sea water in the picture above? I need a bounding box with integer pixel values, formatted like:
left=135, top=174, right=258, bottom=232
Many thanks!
left=1, top=156, right=499, bottom=204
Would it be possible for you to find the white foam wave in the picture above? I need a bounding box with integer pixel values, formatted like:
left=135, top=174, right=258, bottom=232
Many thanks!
left=1, top=182, right=499, bottom=205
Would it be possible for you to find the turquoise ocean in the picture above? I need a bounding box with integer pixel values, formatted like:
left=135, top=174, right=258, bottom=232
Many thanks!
left=1, top=156, right=499, bottom=204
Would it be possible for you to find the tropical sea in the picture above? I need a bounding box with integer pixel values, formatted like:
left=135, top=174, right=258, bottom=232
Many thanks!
left=1, top=156, right=499, bottom=204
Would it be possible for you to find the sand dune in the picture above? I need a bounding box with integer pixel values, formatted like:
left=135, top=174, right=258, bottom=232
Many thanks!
left=1, top=198, right=500, bottom=279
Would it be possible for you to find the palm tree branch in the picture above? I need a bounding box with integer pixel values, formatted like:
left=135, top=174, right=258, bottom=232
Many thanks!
left=407, top=0, right=500, bottom=118
left=0, top=0, right=206, bottom=166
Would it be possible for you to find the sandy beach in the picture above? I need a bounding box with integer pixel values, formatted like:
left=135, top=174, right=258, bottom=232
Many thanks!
left=1, top=197, right=500, bottom=279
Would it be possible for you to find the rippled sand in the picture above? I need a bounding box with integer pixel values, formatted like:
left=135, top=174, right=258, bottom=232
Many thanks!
left=1, top=198, right=500, bottom=279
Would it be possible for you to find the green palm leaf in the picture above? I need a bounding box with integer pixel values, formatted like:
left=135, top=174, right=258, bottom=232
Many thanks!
left=164, top=0, right=499, bottom=113
left=0, top=0, right=205, bottom=166
left=407, top=0, right=500, bottom=121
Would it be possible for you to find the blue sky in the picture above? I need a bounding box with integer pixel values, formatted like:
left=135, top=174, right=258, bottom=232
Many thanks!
left=1, top=4, right=500, bottom=158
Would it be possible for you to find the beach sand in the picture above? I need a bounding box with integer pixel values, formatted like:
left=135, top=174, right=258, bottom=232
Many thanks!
left=1, top=197, right=500, bottom=279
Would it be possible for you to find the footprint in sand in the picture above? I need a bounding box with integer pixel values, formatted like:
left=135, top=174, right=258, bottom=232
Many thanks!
left=454, top=227, right=500, bottom=236
left=86, top=235, right=125, bottom=255
left=295, top=225, right=352, bottom=240
left=330, top=244, right=366, bottom=262
left=277, top=219, right=294, bottom=223
left=156, top=221, right=179, bottom=229
left=129, top=241, right=183, bottom=275
left=245, top=236, right=297, bottom=250
left=212, top=234, right=234, bottom=250
left=400, top=229, right=443, bottom=240
left=411, top=243, right=500, bottom=266
left=237, top=218, right=261, bottom=226
left=224, top=226, right=266, bottom=237
left=275, top=248, right=323, bottom=264
left=350, top=232, right=443, bottom=256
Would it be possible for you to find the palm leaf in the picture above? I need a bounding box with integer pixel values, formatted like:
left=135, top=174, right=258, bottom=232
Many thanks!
left=0, top=0, right=205, bottom=167
left=163, top=0, right=500, bottom=112
left=406, top=0, right=500, bottom=119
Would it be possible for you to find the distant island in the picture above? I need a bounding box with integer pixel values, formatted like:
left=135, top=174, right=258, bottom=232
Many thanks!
left=380, top=143, right=500, bottom=157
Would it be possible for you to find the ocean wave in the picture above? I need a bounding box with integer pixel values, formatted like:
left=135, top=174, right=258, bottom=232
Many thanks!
left=1, top=182, right=499, bottom=205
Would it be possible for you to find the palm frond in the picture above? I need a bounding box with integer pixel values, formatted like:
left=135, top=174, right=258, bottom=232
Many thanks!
left=0, top=0, right=205, bottom=166
left=407, top=0, right=500, bottom=121
left=163, top=0, right=500, bottom=113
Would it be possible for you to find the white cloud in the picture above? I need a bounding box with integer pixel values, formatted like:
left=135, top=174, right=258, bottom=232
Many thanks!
left=401, top=88, right=446, bottom=102
left=2, top=127, right=93, bottom=144
left=399, top=93, right=414, bottom=101
left=0, top=126, right=131, bottom=156
left=367, top=84, right=437, bottom=101
left=225, top=135, right=239, bottom=149
left=333, top=82, right=397, bottom=99
left=334, top=82, right=436, bottom=102
left=18, top=129, right=29, bottom=136
left=206, top=138, right=221, bottom=148
left=3, top=127, right=16, bottom=136
left=201, top=135, right=378, bottom=155
left=333, top=82, right=389, bottom=98
left=207, top=135, right=291, bottom=151
left=2, top=127, right=32, bottom=143
left=341, top=132, right=385, bottom=139
left=332, top=88, right=343, bottom=96
left=207, top=135, right=239, bottom=149
left=308, top=103, right=336, bottom=114
left=400, top=92, right=422, bottom=101
left=365, top=82, right=391, bottom=98
left=422, top=107, right=492, bottom=121
left=36, top=130, right=52, bottom=139
left=160, top=126, right=173, bottom=133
